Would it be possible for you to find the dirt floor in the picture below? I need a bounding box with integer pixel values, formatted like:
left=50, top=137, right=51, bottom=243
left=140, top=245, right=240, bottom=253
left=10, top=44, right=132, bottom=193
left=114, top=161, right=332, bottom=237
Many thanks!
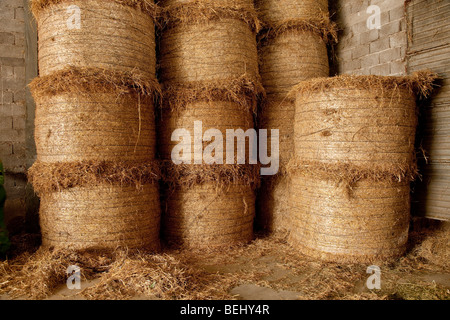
left=0, top=220, right=449, bottom=300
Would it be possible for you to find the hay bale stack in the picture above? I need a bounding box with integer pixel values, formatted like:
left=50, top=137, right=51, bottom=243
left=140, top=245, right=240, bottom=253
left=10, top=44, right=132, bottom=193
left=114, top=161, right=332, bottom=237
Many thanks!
left=159, top=0, right=260, bottom=85
left=157, top=0, right=262, bottom=248
left=288, top=72, right=437, bottom=263
left=255, top=0, right=336, bottom=233
left=32, top=0, right=158, bottom=80
left=29, top=0, right=162, bottom=251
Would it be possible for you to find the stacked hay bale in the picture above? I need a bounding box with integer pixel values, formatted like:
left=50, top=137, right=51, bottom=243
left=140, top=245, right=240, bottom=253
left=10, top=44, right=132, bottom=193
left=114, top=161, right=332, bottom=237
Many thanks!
left=288, top=72, right=436, bottom=263
left=157, top=0, right=263, bottom=248
left=254, top=0, right=336, bottom=233
left=28, top=0, right=161, bottom=250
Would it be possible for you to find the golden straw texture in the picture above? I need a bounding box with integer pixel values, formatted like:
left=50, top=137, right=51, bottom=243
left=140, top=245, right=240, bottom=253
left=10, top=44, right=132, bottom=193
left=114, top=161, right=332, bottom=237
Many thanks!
left=158, top=100, right=254, bottom=163
left=289, top=174, right=410, bottom=263
left=292, top=78, right=419, bottom=179
left=162, top=183, right=255, bottom=248
left=254, top=0, right=329, bottom=26
left=259, top=30, right=329, bottom=97
left=34, top=91, right=156, bottom=163
left=35, top=0, right=157, bottom=80
left=28, top=160, right=160, bottom=195
left=40, top=183, right=161, bottom=250
left=159, top=18, right=259, bottom=85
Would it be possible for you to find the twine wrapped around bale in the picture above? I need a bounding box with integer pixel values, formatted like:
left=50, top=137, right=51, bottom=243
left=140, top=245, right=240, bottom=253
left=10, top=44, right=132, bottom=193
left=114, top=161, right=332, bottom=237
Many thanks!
left=30, top=68, right=160, bottom=163
left=288, top=173, right=410, bottom=263
left=32, top=0, right=158, bottom=80
left=39, top=183, right=161, bottom=250
left=160, top=162, right=259, bottom=248
left=159, top=1, right=260, bottom=85
left=158, top=100, right=254, bottom=163
left=254, top=0, right=329, bottom=27
left=289, top=72, right=438, bottom=181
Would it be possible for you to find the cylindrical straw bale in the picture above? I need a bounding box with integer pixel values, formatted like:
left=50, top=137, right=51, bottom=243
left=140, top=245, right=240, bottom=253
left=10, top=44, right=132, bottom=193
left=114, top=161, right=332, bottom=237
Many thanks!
left=34, top=91, right=156, bottom=163
left=292, top=76, right=423, bottom=178
left=289, top=174, right=410, bottom=263
left=40, top=183, right=161, bottom=250
left=259, top=31, right=329, bottom=96
left=255, top=0, right=329, bottom=26
left=162, top=182, right=255, bottom=248
left=159, top=6, right=259, bottom=85
left=32, top=0, right=157, bottom=80
left=158, top=100, right=254, bottom=163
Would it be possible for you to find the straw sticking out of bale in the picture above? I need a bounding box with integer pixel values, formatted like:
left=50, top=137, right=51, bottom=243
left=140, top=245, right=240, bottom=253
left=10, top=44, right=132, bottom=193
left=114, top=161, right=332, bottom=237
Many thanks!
left=254, top=0, right=329, bottom=27
left=162, top=183, right=255, bottom=248
left=33, top=0, right=158, bottom=80
left=40, top=183, right=161, bottom=250
left=34, top=91, right=156, bottom=163
left=160, top=161, right=260, bottom=190
left=160, top=0, right=260, bottom=32
left=31, top=0, right=159, bottom=17
left=289, top=174, right=410, bottom=263
left=158, top=100, right=254, bottom=163
left=29, top=67, right=161, bottom=98
left=28, top=160, right=160, bottom=195
left=162, top=76, right=264, bottom=112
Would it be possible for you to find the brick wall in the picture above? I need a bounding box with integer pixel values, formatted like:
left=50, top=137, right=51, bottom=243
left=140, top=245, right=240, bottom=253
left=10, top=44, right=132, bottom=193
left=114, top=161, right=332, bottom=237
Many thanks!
left=1, top=0, right=38, bottom=233
left=335, top=0, right=408, bottom=76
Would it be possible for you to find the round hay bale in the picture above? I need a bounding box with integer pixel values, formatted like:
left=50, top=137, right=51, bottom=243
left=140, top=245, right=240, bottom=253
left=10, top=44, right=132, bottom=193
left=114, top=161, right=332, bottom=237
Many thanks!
left=256, top=176, right=290, bottom=234
left=159, top=5, right=259, bottom=85
left=259, top=30, right=329, bottom=97
left=33, top=0, right=157, bottom=80
left=289, top=174, right=410, bottom=263
left=158, top=100, right=254, bottom=163
left=30, top=68, right=159, bottom=164
left=162, top=182, right=255, bottom=248
left=39, top=183, right=161, bottom=250
left=254, top=0, right=329, bottom=26
left=291, top=75, right=429, bottom=179
left=34, top=91, right=156, bottom=163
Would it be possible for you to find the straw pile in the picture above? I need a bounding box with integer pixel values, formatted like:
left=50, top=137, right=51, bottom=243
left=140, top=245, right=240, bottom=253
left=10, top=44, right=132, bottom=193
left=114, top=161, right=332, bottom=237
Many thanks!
left=157, top=0, right=262, bottom=248
left=255, top=0, right=336, bottom=233
left=29, top=0, right=162, bottom=250
left=32, top=0, right=158, bottom=80
left=288, top=72, right=437, bottom=263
